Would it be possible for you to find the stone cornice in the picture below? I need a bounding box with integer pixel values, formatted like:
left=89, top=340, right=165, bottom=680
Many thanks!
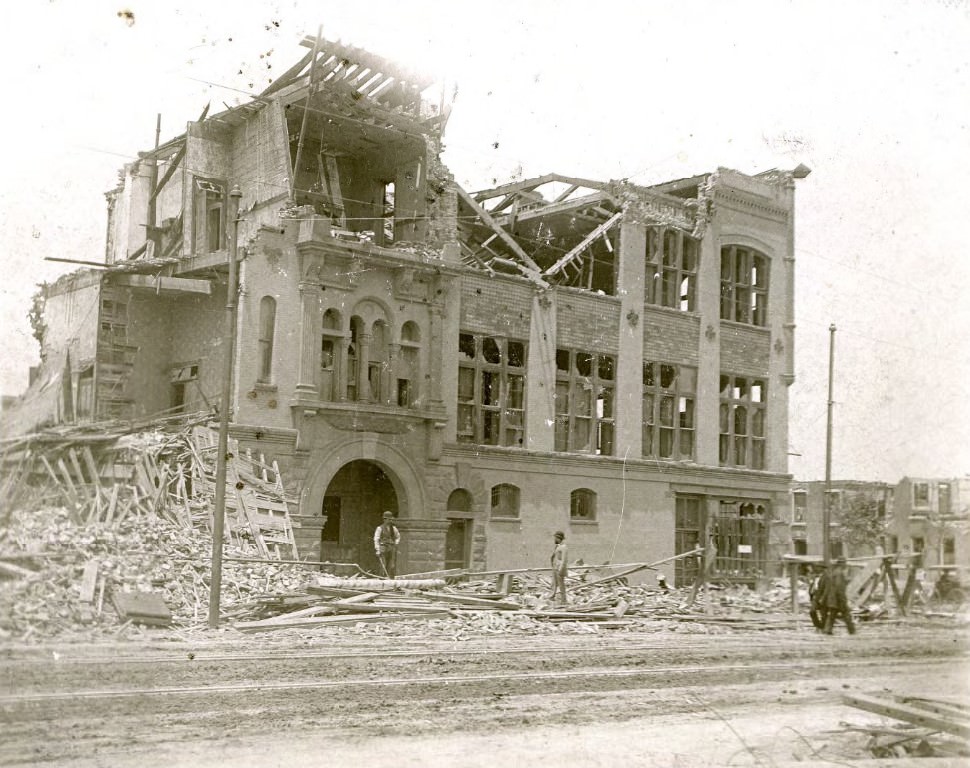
left=714, top=188, right=789, bottom=223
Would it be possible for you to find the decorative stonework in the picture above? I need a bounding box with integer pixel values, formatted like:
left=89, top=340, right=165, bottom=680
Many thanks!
left=323, top=411, right=416, bottom=434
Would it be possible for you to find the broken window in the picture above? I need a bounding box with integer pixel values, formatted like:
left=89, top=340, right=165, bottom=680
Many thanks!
left=257, top=296, right=276, bottom=383
left=555, top=348, right=615, bottom=455
left=397, top=321, right=421, bottom=407
left=674, top=495, right=704, bottom=586
left=642, top=361, right=696, bottom=460
left=490, top=484, right=521, bottom=519
left=912, top=482, right=930, bottom=508
left=719, top=374, right=767, bottom=469
left=320, top=309, right=342, bottom=401
left=368, top=320, right=389, bottom=402
left=346, top=318, right=361, bottom=401
left=943, top=536, right=956, bottom=565
left=792, top=491, right=807, bottom=523
left=938, top=482, right=951, bottom=515
left=712, top=500, right=769, bottom=577
left=170, top=363, right=200, bottom=414
left=570, top=488, right=597, bottom=522
left=456, top=333, right=527, bottom=447
left=911, top=536, right=925, bottom=565
left=193, top=178, right=226, bottom=254
left=720, top=246, right=769, bottom=326
left=645, top=227, right=698, bottom=311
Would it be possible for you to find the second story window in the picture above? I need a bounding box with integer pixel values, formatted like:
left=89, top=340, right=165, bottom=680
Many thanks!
left=719, top=374, right=767, bottom=469
left=555, top=349, right=615, bottom=455
left=193, top=178, right=226, bottom=254
left=646, top=227, right=698, bottom=311
left=457, top=333, right=526, bottom=447
left=792, top=491, right=807, bottom=523
left=642, top=361, right=696, bottom=460
left=913, top=482, right=930, bottom=508
left=720, top=245, right=769, bottom=326
left=257, top=296, right=276, bottom=383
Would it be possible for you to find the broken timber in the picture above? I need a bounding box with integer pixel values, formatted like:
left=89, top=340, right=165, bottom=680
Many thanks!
left=843, top=693, right=970, bottom=741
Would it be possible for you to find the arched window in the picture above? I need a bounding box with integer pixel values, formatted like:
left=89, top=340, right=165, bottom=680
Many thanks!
left=570, top=488, right=597, bottom=522
left=490, top=484, right=520, bottom=519
left=447, top=489, right=473, bottom=513
left=398, top=321, right=421, bottom=407
left=347, top=316, right=363, bottom=400
left=320, top=309, right=342, bottom=401
left=257, top=296, right=276, bottom=382
left=369, top=320, right=389, bottom=402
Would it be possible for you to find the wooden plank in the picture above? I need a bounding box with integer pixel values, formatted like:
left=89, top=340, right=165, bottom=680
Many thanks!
left=898, top=697, right=970, bottom=722
left=103, top=484, right=120, bottom=526
left=415, top=591, right=520, bottom=611
left=455, top=184, right=544, bottom=277
left=79, top=561, right=99, bottom=603
left=113, top=274, right=212, bottom=295
left=67, top=448, right=88, bottom=486
left=81, top=446, right=102, bottom=491
left=843, top=694, right=970, bottom=739
left=235, top=611, right=451, bottom=632
left=544, top=211, right=623, bottom=278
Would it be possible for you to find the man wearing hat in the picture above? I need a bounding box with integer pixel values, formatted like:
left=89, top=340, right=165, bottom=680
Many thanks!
left=374, top=511, right=401, bottom=578
left=821, top=557, right=856, bottom=635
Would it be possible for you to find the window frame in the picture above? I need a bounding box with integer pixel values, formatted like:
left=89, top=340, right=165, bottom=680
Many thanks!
left=489, top=483, right=521, bottom=520
left=555, top=348, right=615, bottom=456
left=570, top=488, right=597, bottom=523
left=642, top=361, right=696, bottom=460
left=457, top=333, right=527, bottom=447
left=193, top=177, right=227, bottom=255
left=719, top=373, right=767, bottom=469
left=720, top=245, right=769, bottom=327
left=645, top=226, right=698, bottom=312
left=257, top=296, right=277, bottom=383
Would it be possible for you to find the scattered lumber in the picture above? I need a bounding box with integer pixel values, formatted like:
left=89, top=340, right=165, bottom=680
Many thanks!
left=843, top=693, right=970, bottom=741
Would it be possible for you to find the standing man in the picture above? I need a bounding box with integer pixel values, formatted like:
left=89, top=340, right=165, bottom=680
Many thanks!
left=374, top=511, right=400, bottom=578
left=808, top=563, right=829, bottom=631
left=822, top=557, right=857, bottom=635
left=550, top=531, right=568, bottom=605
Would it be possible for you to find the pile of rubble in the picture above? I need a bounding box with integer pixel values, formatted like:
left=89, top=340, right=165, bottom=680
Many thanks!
left=1, top=417, right=938, bottom=643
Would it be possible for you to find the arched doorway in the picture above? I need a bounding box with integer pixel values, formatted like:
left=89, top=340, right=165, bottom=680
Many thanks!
left=445, top=489, right=473, bottom=570
left=321, top=460, right=399, bottom=574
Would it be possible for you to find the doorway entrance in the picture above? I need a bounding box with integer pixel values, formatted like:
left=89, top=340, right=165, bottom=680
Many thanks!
left=321, top=460, right=398, bottom=575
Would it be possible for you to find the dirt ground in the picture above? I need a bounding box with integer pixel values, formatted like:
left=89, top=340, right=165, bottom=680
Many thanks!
left=1, top=620, right=968, bottom=767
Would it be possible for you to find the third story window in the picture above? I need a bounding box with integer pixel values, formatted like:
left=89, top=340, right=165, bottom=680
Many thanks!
left=720, top=245, right=769, bottom=326
left=645, top=227, right=698, bottom=311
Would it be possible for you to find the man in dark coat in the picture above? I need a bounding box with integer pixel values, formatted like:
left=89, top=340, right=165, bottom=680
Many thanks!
left=822, top=557, right=856, bottom=635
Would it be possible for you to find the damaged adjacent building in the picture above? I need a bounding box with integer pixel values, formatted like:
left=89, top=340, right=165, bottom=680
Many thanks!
left=7, top=35, right=810, bottom=583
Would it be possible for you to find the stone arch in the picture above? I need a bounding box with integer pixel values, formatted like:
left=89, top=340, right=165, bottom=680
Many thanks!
left=300, top=435, right=428, bottom=522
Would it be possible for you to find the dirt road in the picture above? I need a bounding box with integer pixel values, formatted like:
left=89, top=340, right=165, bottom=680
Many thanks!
left=1, top=622, right=967, bottom=767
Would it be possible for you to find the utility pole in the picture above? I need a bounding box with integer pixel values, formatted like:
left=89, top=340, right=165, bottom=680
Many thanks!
left=823, top=323, right=836, bottom=567
left=208, top=184, right=243, bottom=628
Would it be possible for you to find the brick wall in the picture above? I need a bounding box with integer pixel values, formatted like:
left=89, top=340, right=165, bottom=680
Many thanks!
left=556, top=289, right=621, bottom=353
left=720, top=323, right=771, bottom=375
left=459, top=274, right=533, bottom=339
left=230, top=101, right=291, bottom=209
left=642, top=306, right=700, bottom=365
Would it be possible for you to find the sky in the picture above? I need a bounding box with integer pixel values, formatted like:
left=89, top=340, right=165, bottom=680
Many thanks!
left=1, top=0, right=968, bottom=483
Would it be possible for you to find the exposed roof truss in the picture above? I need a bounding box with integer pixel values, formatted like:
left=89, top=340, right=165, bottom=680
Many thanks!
left=457, top=174, right=624, bottom=290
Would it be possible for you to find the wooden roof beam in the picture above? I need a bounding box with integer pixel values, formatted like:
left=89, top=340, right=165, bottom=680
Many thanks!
left=456, top=185, right=542, bottom=275
left=544, top=211, right=623, bottom=278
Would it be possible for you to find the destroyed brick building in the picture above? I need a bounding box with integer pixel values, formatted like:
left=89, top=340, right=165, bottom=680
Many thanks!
left=6, top=35, right=811, bottom=583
